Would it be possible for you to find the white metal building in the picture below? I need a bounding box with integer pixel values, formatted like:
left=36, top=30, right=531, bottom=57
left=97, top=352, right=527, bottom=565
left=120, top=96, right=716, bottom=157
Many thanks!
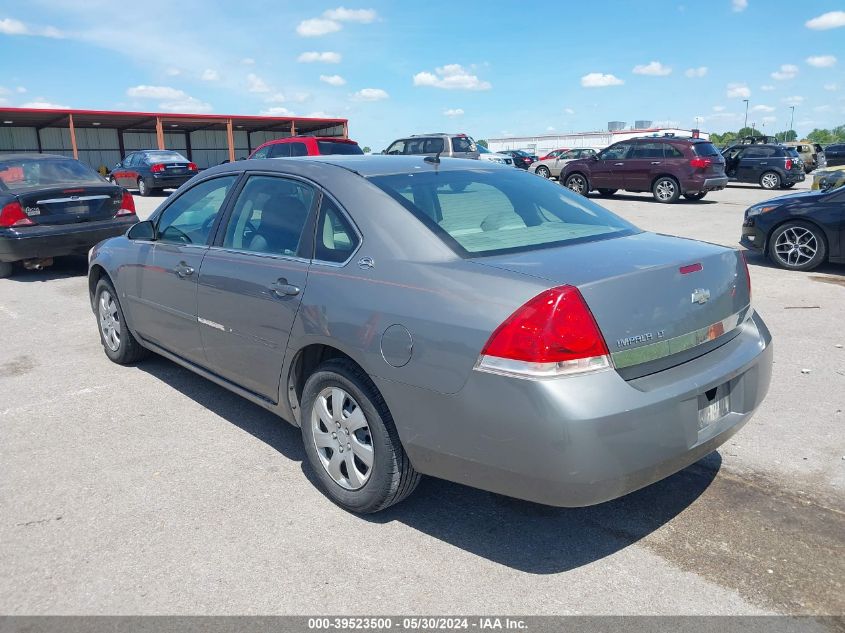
left=487, top=128, right=710, bottom=157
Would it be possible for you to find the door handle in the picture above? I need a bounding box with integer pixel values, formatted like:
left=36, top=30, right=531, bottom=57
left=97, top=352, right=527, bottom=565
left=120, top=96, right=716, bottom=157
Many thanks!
left=650, top=161, right=662, bottom=165
left=270, top=278, right=301, bottom=297
left=759, top=162, right=768, bottom=165
left=174, top=262, right=195, bottom=278
left=614, top=162, right=624, bottom=166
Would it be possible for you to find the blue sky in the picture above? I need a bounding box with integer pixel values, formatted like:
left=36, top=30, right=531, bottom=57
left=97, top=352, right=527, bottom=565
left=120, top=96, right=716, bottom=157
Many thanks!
left=1, top=0, right=844, bottom=149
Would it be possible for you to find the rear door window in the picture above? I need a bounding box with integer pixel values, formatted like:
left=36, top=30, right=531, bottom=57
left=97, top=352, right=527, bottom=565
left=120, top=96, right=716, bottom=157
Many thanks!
left=629, top=143, right=664, bottom=159
left=268, top=143, right=292, bottom=158
left=289, top=142, right=309, bottom=157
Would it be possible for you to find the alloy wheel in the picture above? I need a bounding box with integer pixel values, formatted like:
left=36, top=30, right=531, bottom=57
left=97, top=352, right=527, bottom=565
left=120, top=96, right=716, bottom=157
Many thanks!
left=98, top=290, right=121, bottom=352
left=536, top=166, right=550, bottom=178
left=566, top=175, right=586, bottom=194
left=761, top=173, right=779, bottom=189
left=311, top=386, right=374, bottom=490
left=774, top=226, right=818, bottom=268
left=655, top=180, right=676, bottom=201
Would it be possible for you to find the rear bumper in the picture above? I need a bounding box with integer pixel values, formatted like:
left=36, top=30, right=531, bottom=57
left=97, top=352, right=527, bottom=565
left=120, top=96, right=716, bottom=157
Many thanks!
left=378, top=311, right=772, bottom=507
left=148, top=173, right=194, bottom=188
left=702, top=176, right=728, bottom=190
left=0, top=217, right=137, bottom=263
left=783, top=172, right=806, bottom=185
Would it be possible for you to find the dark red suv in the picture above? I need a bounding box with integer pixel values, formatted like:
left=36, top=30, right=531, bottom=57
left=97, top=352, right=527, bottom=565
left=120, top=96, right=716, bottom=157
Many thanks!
left=560, top=136, right=728, bottom=203
left=249, top=136, right=363, bottom=159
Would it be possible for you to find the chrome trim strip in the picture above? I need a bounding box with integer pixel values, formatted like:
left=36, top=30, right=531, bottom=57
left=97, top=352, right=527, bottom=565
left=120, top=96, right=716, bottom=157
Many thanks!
left=611, top=306, right=752, bottom=369
left=36, top=195, right=112, bottom=204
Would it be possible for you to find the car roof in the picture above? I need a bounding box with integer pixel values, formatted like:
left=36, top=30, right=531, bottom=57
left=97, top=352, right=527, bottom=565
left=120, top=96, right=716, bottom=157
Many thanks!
left=0, top=152, right=73, bottom=162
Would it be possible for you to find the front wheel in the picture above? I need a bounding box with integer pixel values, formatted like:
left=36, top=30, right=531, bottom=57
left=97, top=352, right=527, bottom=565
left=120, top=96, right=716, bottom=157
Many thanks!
left=684, top=192, right=707, bottom=201
left=760, top=171, right=781, bottom=190
left=0, top=262, right=12, bottom=278
left=768, top=221, right=827, bottom=271
left=652, top=177, right=680, bottom=203
left=564, top=173, right=589, bottom=196
left=535, top=166, right=551, bottom=178
left=94, top=278, right=149, bottom=364
left=137, top=178, right=152, bottom=197
left=300, top=358, right=420, bottom=513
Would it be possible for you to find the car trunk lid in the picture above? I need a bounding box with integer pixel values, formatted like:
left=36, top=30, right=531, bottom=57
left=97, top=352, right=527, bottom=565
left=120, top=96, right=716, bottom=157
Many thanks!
left=473, top=232, right=751, bottom=377
left=14, top=184, right=123, bottom=225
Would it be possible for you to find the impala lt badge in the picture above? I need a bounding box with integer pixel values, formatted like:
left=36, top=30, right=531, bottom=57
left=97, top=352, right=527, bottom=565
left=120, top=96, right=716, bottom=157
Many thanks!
left=691, top=288, right=711, bottom=305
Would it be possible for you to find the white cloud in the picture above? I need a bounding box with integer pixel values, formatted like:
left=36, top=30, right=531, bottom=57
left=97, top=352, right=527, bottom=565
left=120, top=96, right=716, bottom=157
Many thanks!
left=260, top=106, right=294, bottom=116
left=805, top=11, right=845, bottom=30
left=160, top=96, right=212, bottom=113
left=806, top=55, right=837, bottom=68
left=732, top=0, right=748, bottom=12
left=632, top=61, right=672, bottom=76
left=20, top=99, right=70, bottom=109
left=782, top=95, right=804, bottom=105
left=352, top=88, right=388, bottom=101
left=713, top=105, right=726, bottom=112
left=201, top=69, right=219, bottom=81
left=241, top=57, right=255, bottom=65
left=824, top=83, right=839, bottom=91
left=726, top=82, right=750, bottom=98
left=297, top=18, right=342, bottom=37
left=0, top=17, right=62, bottom=37
left=684, top=66, right=708, bottom=78
left=307, top=111, right=337, bottom=118
left=771, top=64, right=798, bottom=80
left=126, top=85, right=186, bottom=99
left=564, top=107, right=575, bottom=115
left=297, top=51, right=342, bottom=63
left=320, top=74, right=346, bottom=86
left=751, top=104, right=775, bottom=113
left=246, top=73, right=269, bottom=93
left=760, top=84, right=775, bottom=91
left=265, top=93, right=287, bottom=103
left=581, top=72, right=624, bottom=87
left=323, top=7, right=377, bottom=23
left=443, top=108, right=464, bottom=117
left=546, top=126, right=556, bottom=132
left=413, top=64, right=491, bottom=91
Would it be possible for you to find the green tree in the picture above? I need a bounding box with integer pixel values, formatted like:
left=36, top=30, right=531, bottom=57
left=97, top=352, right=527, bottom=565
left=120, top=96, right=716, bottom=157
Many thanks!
left=476, top=139, right=488, bottom=148
left=807, top=129, right=835, bottom=144
left=737, top=127, right=757, bottom=138
left=775, top=130, right=797, bottom=142
left=362, top=146, right=372, bottom=154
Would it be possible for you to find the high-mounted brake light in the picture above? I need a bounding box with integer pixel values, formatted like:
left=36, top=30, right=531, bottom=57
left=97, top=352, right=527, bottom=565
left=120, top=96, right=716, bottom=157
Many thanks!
left=0, top=201, right=36, bottom=227
left=689, top=157, right=712, bottom=168
left=475, top=285, right=612, bottom=379
left=150, top=163, right=165, bottom=173
left=115, top=190, right=136, bottom=217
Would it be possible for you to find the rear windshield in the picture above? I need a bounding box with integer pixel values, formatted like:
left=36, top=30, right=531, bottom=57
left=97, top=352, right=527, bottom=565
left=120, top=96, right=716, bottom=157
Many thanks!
left=692, top=142, right=721, bottom=157
left=368, top=169, right=638, bottom=257
left=0, top=158, right=105, bottom=191
left=317, top=141, right=364, bottom=155
left=144, top=151, right=187, bottom=163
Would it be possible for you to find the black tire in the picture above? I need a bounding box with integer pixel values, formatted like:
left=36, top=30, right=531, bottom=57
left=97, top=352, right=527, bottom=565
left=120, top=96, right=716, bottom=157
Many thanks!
left=93, top=278, right=149, bottom=364
left=300, top=358, right=420, bottom=513
left=0, top=262, right=12, bottom=278
left=535, top=166, right=551, bottom=178
left=768, top=221, right=827, bottom=272
left=597, top=188, right=617, bottom=197
left=138, top=178, right=152, bottom=197
left=684, top=192, right=707, bottom=200
left=564, top=173, right=589, bottom=196
left=759, top=171, right=781, bottom=190
left=652, top=176, right=681, bottom=203
left=781, top=182, right=796, bottom=189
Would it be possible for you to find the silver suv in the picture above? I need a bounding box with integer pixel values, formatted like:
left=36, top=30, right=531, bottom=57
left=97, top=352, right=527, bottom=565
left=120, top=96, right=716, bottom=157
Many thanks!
left=384, top=133, right=480, bottom=159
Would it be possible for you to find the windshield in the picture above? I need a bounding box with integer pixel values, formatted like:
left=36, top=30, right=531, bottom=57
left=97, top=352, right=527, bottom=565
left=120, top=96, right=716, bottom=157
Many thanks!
left=317, top=140, right=364, bottom=155
left=368, top=169, right=638, bottom=257
left=144, top=151, right=188, bottom=163
left=0, top=158, right=105, bottom=191
left=477, top=145, right=492, bottom=154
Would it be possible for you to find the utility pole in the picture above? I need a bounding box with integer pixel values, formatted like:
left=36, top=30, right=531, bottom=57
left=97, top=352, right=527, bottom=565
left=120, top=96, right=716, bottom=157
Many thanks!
left=743, top=99, right=750, bottom=129
left=789, top=105, right=795, bottom=138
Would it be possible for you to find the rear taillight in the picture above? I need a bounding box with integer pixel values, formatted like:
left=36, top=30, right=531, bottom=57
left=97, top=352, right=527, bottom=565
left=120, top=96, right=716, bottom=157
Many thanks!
left=115, top=190, right=136, bottom=217
left=690, top=157, right=712, bottom=169
left=188, top=162, right=198, bottom=171
left=740, top=251, right=752, bottom=304
left=476, top=285, right=612, bottom=378
left=0, top=201, right=36, bottom=227
left=150, top=163, right=165, bottom=173
left=785, top=158, right=793, bottom=170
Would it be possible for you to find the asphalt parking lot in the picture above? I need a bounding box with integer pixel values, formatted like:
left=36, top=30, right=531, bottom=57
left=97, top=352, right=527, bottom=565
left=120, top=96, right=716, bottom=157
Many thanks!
left=0, top=179, right=843, bottom=616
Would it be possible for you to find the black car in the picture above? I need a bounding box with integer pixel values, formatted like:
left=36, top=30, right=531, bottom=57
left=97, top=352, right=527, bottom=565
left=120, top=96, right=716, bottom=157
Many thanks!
left=0, top=153, right=137, bottom=277
left=109, top=149, right=198, bottom=197
left=741, top=182, right=844, bottom=271
left=722, top=143, right=805, bottom=190
left=498, top=149, right=535, bottom=169
left=825, top=143, right=845, bottom=167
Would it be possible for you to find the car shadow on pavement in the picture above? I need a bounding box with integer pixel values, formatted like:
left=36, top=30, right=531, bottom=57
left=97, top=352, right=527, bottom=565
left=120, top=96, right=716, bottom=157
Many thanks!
left=743, top=249, right=845, bottom=275
left=4, top=255, right=89, bottom=282
left=138, top=355, right=721, bottom=574
left=586, top=193, right=717, bottom=205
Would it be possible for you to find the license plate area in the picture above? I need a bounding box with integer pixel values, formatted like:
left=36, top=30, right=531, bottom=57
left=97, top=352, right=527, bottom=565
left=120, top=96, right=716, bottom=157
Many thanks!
left=697, top=383, right=730, bottom=430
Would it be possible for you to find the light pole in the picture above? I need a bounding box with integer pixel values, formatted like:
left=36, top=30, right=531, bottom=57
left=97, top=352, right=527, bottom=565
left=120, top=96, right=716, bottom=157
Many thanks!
left=743, top=99, right=750, bottom=129
left=789, top=105, right=795, bottom=138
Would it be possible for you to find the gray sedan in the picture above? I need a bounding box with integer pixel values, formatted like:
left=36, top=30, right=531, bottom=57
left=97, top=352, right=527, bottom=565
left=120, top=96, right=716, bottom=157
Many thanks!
left=88, top=156, right=772, bottom=513
left=530, top=147, right=598, bottom=179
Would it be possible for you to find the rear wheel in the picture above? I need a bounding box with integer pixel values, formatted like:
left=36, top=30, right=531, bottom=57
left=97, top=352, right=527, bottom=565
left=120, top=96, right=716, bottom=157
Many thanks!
left=652, top=177, right=681, bottom=203
left=137, top=178, right=152, bottom=197
left=535, top=165, right=551, bottom=178
left=300, top=358, right=420, bottom=513
left=94, top=278, right=149, bottom=364
left=768, top=221, right=827, bottom=271
left=0, top=262, right=12, bottom=278
left=760, top=171, right=781, bottom=190
left=684, top=192, right=707, bottom=200
left=564, top=173, right=588, bottom=196
left=597, top=188, right=617, bottom=197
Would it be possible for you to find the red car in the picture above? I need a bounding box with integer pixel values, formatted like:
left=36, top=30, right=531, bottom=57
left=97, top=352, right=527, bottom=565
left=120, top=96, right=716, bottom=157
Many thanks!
left=249, top=136, right=363, bottom=159
left=540, top=148, right=570, bottom=161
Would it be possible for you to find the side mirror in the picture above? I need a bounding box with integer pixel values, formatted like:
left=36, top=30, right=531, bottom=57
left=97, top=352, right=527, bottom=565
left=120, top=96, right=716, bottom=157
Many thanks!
left=128, top=220, right=156, bottom=241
